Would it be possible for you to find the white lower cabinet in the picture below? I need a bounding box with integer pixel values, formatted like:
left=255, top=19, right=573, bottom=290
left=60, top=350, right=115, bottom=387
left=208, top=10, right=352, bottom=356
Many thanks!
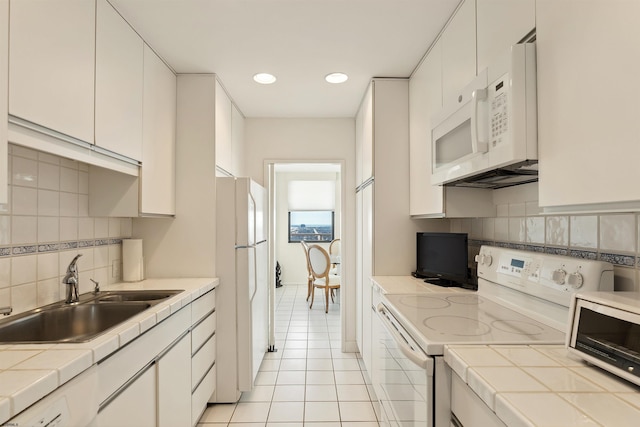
left=158, top=333, right=192, bottom=427
left=191, top=289, right=217, bottom=424
left=97, top=363, right=157, bottom=427
left=95, top=288, right=216, bottom=427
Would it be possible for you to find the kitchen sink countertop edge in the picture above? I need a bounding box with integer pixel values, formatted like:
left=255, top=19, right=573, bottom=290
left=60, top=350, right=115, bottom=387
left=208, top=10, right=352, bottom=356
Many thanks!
left=0, top=277, right=218, bottom=423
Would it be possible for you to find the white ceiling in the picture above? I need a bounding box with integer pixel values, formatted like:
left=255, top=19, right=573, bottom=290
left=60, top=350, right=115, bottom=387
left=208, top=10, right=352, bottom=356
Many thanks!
left=109, top=0, right=460, bottom=118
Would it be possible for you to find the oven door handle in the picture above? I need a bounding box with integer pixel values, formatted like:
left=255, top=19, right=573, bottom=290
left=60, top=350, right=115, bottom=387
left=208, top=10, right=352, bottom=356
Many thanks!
left=377, top=304, right=429, bottom=369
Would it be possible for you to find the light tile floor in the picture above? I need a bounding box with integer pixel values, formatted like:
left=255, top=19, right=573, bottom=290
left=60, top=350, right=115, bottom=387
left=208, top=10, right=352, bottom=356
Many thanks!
left=198, top=284, right=381, bottom=427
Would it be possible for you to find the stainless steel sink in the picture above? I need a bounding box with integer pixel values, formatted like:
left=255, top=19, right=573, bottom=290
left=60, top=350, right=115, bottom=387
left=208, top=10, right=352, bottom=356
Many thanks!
left=94, top=290, right=183, bottom=303
left=0, top=289, right=184, bottom=344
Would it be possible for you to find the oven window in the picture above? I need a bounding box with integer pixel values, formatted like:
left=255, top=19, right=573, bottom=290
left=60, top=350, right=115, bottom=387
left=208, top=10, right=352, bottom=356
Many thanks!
left=576, top=307, right=640, bottom=363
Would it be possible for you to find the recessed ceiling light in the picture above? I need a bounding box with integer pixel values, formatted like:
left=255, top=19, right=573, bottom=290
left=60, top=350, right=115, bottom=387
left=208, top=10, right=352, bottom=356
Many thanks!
left=325, top=72, right=348, bottom=84
left=253, top=73, right=277, bottom=84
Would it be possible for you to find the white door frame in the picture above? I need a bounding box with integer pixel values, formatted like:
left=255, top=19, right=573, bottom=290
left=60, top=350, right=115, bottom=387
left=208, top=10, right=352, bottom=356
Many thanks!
left=264, top=159, right=351, bottom=353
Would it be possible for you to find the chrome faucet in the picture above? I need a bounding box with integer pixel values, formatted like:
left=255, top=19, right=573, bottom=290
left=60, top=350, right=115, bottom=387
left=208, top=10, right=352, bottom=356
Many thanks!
left=63, top=254, right=83, bottom=304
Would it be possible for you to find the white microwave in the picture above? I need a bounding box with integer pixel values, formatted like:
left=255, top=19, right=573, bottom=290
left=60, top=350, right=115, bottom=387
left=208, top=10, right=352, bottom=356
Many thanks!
left=567, top=292, right=640, bottom=386
left=431, top=43, right=538, bottom=187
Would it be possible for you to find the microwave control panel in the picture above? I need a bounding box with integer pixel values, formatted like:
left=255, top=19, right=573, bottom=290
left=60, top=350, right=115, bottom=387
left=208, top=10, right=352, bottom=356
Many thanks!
left=489, top=72, right=509, bottom=148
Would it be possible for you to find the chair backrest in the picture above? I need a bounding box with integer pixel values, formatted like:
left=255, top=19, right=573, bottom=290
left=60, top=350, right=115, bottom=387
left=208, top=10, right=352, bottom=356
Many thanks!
left=300, top=241, right=312, bottom=276
left=329, top=238, right=341, bottom=257
left=308, top=244, right=330, bottom=280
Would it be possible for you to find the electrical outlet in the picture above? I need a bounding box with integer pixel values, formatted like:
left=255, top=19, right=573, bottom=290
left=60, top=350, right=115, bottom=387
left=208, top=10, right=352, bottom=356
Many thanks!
left=112, top=260, right=121, bottom=278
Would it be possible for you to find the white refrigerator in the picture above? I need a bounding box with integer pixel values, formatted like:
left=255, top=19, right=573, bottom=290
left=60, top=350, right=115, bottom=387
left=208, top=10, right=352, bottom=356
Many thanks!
left=213, top=177, right=269, bottom=403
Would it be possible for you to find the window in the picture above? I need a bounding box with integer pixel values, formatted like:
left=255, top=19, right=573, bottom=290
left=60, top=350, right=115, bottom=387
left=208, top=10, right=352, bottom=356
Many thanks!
left=289, top=211, right=334, bottom=243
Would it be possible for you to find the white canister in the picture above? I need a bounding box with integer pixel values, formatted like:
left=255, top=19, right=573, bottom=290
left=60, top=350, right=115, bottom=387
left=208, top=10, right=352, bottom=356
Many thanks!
left=122, top=239, right=144, bottom=282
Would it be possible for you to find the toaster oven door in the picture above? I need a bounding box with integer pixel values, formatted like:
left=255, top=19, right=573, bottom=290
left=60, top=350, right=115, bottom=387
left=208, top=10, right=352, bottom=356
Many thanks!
left=569, top=299, right=640, bottom=385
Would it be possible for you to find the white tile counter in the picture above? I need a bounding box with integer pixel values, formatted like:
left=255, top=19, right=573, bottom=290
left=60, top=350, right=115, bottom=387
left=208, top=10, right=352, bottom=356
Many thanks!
left=372, top=275, right=472, bottom=294
left=445, top=344, right=640, bottom=427
left=0, top=277, right=218, bottom=424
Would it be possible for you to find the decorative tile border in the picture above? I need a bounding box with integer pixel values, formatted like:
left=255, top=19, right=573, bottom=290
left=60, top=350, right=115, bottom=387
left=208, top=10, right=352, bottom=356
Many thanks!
left=38, top=243, right=60, bottom=253
left=12, top=245, right=37, bottom=255
left=544, top=247, right=569, bottom=256
left=599, top=252, right=636, bottom=267
left=569, top=250, right=598, bottom=260
left=78, top=240, right=95, bottom=248
left=2, top=239, right=126, bottom=257
left=471, top=241, right=632, bottom=267
left=60, top=242, right=78, bottom=251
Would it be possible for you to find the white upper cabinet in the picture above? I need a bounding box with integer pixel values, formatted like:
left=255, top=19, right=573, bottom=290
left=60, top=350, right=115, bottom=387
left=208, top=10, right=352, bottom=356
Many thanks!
left=408, top=7, right=495, bottom=218
left=231, top=103, right=245, bottom=176
left=537, top=0, right=640, bottom=209
left=95, top=0, right=143, bottom=162
left=441, top=0, right=476, bottom=103
left=410, top=40, right=443, bottom=216
left=215, top=80, right=233, bottom=176
left=0, top=0, right=7, bottom=204
left=9, top=0, right=95, bottom=143
left=141, top=44, right=176, bottom=216
left=476, top=0, right=535, bottom=73
left=355, top=83, right=374, bottom=185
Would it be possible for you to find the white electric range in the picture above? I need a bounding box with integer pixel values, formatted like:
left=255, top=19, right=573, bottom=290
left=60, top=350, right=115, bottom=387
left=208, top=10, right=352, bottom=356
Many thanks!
left=374, top=245, right=615, bottom=427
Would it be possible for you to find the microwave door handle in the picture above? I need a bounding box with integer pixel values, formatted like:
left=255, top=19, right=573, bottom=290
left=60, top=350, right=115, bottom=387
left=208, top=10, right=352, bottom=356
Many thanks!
left=471, top=88, right=488, bottom=154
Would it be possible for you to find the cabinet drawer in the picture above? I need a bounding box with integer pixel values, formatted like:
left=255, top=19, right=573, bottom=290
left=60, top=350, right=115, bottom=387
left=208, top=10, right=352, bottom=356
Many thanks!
left=98, top=307, right=190, bottom=404
left=451, top=372, right=505, bottom=427
left=192, top=362, right=216, bottom=426
left=192, top=289, right=215, bottom=325
left=192, top=334, right=216, bottom=389
left=192, top=311, right=216, bottom=355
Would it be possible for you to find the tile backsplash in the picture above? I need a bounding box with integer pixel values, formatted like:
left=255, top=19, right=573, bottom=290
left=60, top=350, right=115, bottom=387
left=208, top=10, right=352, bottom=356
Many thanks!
left=451, top=184, right=640, bottom=291
left=0, top=144, right=133, bottom=315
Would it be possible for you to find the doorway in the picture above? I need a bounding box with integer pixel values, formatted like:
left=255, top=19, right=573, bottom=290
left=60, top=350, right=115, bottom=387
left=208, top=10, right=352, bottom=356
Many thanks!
left=265, top=161, right=347, bottom=354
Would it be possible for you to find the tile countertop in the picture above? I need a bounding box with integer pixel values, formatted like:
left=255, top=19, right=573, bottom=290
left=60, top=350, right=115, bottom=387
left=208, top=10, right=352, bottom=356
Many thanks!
left=0, top=277, right=218, bottom=424
left=445, top=344, right=640, bottom=427
left=371, top=275, right=473, bottom=294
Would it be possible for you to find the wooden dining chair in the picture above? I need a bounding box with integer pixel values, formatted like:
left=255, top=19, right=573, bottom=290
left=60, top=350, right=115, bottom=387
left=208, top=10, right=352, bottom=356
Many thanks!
left=300, top=241, right=313, bottom=301
left=329, top=238, right=340, bottom=275
left=308, top=244, right=341, bottom=313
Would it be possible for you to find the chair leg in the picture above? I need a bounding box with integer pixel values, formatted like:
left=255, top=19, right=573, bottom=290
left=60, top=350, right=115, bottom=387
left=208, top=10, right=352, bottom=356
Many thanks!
left=306, top=278, right=312, bottom=301
left=330, top=289, right=335, bottom=303
left=324, top=286, right=329, bottom=313
left=310, top=285, right=315, bottom=309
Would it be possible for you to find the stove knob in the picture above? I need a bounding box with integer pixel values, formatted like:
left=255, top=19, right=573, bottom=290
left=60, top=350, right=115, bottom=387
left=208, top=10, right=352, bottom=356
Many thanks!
left=552, top=268, right=567, bottom=285
left=483, top=254, right=493, bottom=266
left=567, top=272, right=584, bottom=289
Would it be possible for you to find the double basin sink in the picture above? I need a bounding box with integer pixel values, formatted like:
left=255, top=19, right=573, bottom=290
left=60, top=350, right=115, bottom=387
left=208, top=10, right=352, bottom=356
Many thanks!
left=0, top=290, right=183, bottom=344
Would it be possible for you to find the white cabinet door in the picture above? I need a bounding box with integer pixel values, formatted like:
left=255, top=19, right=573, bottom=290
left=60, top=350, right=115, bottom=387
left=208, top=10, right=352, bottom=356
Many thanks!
left=97, top=363, right=156, bottom=427
left=9, top=0, right=95, bottom=143
left=360, top=84, right=374, bottom=182
left=231, top=103, right=245, bottom=176
left=476, top=0, right=535, bottom=72
left=409, top=40, right=444, bottom=216
left=441, top=0, right=476, bottom=103
left=141, top=44, right=176, bottom=216
left=95, top=0, right=143, bottom=162
left=158, top=334, right=191, bottom=427
left=215, top=79, right=233, bottom=175
left=0, top=0, right=7, bottom=204
left=537, top=0, right=640, bottom=208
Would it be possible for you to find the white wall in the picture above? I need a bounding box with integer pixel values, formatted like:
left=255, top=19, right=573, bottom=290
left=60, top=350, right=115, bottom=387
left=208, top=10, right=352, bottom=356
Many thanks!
left=244, top=118, right=356, bottom=348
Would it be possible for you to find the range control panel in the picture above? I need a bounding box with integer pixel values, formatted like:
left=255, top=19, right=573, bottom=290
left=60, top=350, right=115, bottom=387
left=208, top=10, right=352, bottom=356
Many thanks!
left=476, top=246, right=614, bottom=307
